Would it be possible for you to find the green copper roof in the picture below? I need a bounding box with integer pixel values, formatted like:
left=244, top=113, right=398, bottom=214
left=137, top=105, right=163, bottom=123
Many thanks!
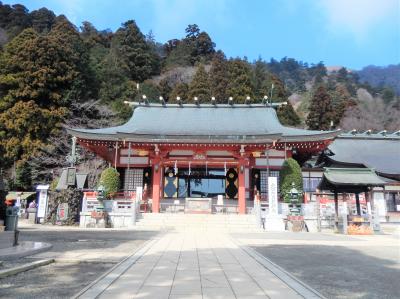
left=328, top=134, right=400, bottom=176
left=67, top=103, right=339, bottom=143
left=322, top=168, right=386, bottom=186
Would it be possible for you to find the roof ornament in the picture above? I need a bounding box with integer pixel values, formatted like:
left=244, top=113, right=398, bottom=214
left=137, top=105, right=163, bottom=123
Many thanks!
left=364, top=129, right=372, bottom=135
left=378, top=130, right=387, bottom=136
left=263, top=95, right=269, bottom=106
left=142, top=94, right=148, bottom=105
left=159, top=96, right=166, bottom=106
left=211, top=96, right=216, bottom=105
left=228, top=96, right=233, bottom=106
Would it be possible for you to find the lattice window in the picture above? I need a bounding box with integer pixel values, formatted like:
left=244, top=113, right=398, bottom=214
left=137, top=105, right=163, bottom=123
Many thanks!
left=124, top=168, right=143, bottom=191
left=260, top=170, right=280, bottom=197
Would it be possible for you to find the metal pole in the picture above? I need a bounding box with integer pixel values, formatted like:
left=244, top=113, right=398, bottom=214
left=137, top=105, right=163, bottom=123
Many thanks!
left=334, top=191, right=339, bottom=232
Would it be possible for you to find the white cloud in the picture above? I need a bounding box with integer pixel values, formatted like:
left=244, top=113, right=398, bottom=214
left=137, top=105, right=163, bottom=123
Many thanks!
left=318, top=0, right=399, bottom=42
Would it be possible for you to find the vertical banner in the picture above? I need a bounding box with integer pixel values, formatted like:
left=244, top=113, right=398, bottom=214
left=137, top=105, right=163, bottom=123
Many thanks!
left=37, top=189, right=48, bottom=218
left=268, top=176, right=278, bottom=215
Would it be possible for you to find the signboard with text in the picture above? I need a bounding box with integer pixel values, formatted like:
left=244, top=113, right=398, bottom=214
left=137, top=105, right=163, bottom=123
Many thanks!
left=268, top=177, right=278, bottom=215
left=37, top=189, right=48, bottom=218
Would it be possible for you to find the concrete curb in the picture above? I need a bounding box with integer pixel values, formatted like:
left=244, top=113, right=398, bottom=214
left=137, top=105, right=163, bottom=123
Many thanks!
left=0, top=259, right=54, bottom=278
left=232, top=237, right=327, bottom=299
left=72, top=235, right=160, bottom=299
left=0, top=241, right=52, bottom=261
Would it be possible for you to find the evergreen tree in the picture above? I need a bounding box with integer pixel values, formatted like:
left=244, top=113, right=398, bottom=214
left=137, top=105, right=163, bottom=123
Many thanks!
left=49, top=17, right=91, bottom=103
left=382, top=87, right=395, bottom=103
left=226, top=59, right=254, bottom=103
left=169, top=82, right=189, bottom=103
left=279, top=158, right=303, bottom=203
left=188, top=64, right=210, bottom=103
left=252, top=59, right=269, bottom=99
left=185, top=24, right=200, bottom=40
left=277, top=103, right=301, bottom=126
left=30, top=7, right=55, bottom=33
left=252, top=59, right=288, bottom=103
left=194, top=31, right=215, bottom=60
left=0, top=100, right=65, bottom=163
left=0, top=19, right=89, bottom=165
left=306, top=85, right=335, bottom=130
left=99, top=168, right=120, bottom=199
left=158, top=78, right=172, bottom=102
left=331, top=84, right=356, bottom=126
left=336, top=67, right=348, bottom=83
left=15, top=160, right=32, bottom=191
left=111, top=20, right=160, bottom=82
left=209, top=51, right=229, bottom=103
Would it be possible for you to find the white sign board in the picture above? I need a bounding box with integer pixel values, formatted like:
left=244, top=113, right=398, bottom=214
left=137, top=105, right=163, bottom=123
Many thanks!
left=37, top=189, right=48, bottom=218
left=268, top=177, right=278, bottom=215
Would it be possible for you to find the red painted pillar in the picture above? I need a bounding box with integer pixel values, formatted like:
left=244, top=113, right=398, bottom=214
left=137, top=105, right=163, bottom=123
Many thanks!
left=238, top=162, right=246, bottom=214
left=152, top=159, right=161, bottom=213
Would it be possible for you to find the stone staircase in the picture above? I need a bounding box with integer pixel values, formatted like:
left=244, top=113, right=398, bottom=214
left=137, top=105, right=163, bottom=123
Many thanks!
left=134, top=213, right=263, bottom=232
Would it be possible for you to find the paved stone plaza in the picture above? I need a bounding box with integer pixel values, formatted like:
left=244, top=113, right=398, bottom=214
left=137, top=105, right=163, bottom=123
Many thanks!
left=77, top=232, right=320, bottom=299
left=1, top=223, right=399, bottom=298
left=234, top=229, right=400, bottom=299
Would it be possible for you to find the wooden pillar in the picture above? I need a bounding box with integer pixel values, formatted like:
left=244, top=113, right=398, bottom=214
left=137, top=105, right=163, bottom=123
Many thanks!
left=238, top=164, right=246, bottom=214
left=334, top=190, right=339, bottom=231
left=152, top=158, right=161, bottom=213
left=355, top=192, right=361, bottom=216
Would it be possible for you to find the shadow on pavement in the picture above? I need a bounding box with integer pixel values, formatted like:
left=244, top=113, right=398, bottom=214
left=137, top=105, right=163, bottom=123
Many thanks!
left=252, top=243, right=400, bottom=299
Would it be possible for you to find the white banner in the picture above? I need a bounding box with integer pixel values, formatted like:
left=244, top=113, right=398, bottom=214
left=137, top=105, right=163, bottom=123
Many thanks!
left=268, top=176, right=278, bottom=215
left=37, top=190, right=48, bottom=218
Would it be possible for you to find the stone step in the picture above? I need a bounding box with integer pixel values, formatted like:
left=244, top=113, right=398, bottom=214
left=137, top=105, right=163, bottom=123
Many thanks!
left=134, top=213, right=260, bottom=232
left=135, top=222, right=257, bottom=227
left=136, top=218, right=257, bottom=223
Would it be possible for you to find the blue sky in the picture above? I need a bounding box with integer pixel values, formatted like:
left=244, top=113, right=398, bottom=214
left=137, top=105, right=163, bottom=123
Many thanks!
left=6, top=0, right=400, bottom=70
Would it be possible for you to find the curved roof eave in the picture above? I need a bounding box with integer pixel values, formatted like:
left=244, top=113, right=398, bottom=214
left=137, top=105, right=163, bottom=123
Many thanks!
left=66, top=105, right=340, bottom=143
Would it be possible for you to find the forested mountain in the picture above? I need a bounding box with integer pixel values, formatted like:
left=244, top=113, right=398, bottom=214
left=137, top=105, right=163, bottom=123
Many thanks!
left=357, top=64, right=400, bottom=95
left=0, top=2, right=399, bottom=189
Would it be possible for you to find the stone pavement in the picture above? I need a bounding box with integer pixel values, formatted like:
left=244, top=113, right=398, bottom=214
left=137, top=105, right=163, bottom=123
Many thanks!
left=76, top=232, right=322, bottom=299
left=0, top=241, right=52, bottom=260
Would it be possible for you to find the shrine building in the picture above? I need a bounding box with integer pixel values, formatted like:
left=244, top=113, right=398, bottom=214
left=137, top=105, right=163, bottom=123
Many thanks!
left=67, top=102, right=339, bottom=214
